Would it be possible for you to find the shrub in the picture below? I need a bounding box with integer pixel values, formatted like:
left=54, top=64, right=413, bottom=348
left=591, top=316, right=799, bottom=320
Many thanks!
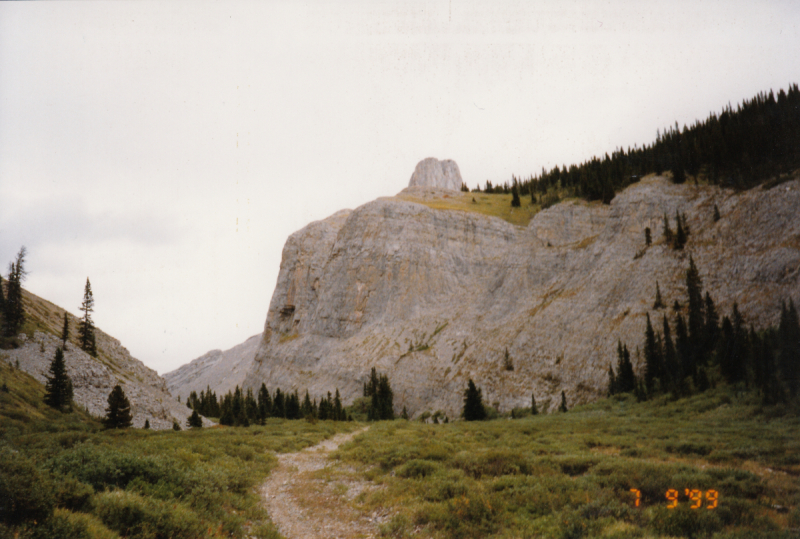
left=0, top=451, right=54, bottom=525
left=650, top=504, right=722, bottom=539
left=396, top=459, right=440, bottom=479
left=93, top=490, right=205, bottom=539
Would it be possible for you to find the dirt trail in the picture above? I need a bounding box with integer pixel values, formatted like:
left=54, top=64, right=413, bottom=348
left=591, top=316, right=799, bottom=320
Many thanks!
left=261, top=427, right=381, bottom=539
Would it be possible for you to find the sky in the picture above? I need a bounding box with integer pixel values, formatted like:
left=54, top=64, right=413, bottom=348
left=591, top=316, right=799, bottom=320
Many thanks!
left=1, top=1, right=798, bottom=375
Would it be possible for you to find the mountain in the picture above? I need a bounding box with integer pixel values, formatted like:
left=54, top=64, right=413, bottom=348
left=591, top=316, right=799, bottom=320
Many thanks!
left=0, top=288, right=203, bottom=429
left=238, top=160, right=800, bottom=419
left=163, top=333, right=261, bottom=402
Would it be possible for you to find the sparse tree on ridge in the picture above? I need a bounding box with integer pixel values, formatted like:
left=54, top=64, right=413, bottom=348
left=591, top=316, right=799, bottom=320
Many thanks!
left=78, top=278, right=97, bottom=357
left=61, top=313, right=70, bottom=350
left=44, top=347, right=73, bottom=412
left=4, top=247, right=27, bottom=337
left=103, top=384, right=133, bottom=429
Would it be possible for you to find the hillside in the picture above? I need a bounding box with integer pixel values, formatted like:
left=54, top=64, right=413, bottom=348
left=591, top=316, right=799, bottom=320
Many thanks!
left=241, top=169, right=800, bottom=419
left=0, top=287, right=201, bottom=429
left=163, top=333, right=261, bottom=402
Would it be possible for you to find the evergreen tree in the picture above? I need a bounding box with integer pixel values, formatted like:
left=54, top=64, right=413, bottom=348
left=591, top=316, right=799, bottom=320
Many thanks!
left=607, top=364, right=617, bottom=396
left=674, top=213, right=687, bottom=250
left=615, top=341, right=636, bottom=393
left=778, top=300, right=800, bottom=397
left=662, top=314, right=678, bottom=390
left=0, top=275, right=5, bottom=313
left=510, top=183, right=521, bottom=207
left=718, top=304, right=748, bottom=385
left=531, top=393, right=538, bottom=415
left=273, top=388, right=285, bottom=418
left=686, top=256, right=705, bottom=365
left=61, top=313, right=70, bottom=350
left=301, top=390, right=314, bottom=418
left=44, top=347, right=73, bottom=412
left=559, top=390, right=568, bottom=412
left=643, top=314, right=663, bottom=392
left=144, top=419, right=150, bottom=429
left=258, top=383, right=272, bottom=421
left=653, top=281, right=665, bottom=309
left=187, top=409, right=203, bottom=428
left=401, top=406, right=409, bottom=420
left=713, top=204, right=721, bottom=222
left=333, top=389, right=343, bottom=421
left=645, top=227, right=652, bottom=247
left=4, top=247, right=27, bottom=337
left=462, top=379, right=486, bottom=421
left=502, top=348, right=514, bottom=371
left=675, top=314, right=693, bottom=383
left=703, top=292, right=720, bottom=359
left=173, top=421, right=181, bottom=431
left=77, top=278, right=97, bottom=357
left=103, top=385, right=133, bottom=429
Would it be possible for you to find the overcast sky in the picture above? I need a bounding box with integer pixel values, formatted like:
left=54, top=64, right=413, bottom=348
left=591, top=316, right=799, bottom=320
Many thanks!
left=1, top=1, right=798, bottom=375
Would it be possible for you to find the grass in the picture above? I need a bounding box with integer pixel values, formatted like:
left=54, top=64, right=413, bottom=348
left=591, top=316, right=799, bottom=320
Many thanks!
left=0, top=359, right=359, bottom=539
left=333, top=387, right=800, bottom=538
left=393, top=187, right=577, bottom=228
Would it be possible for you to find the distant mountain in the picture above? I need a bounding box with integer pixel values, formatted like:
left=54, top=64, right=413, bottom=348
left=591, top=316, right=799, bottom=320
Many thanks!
left=239, top=164, right=800, bottom=419
left=163, top=333, right=261, bottom=402
left=0, top=288, right=204, bottom=429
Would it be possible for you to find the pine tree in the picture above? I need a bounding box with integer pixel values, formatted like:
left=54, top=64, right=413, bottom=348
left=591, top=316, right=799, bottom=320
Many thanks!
left=187, top=409, right=203, bottom=428
left=103, top=385, right=133, bottom=429
left=654, top=281, right=665, bottom=309
left=0, top=275, right=5, bottom=315
left=77, top=278, right=97, bottom=357
left=401, top=406, right=409, bottom=420
left=301, top=390, right=313, bottom=418
left=703, top=292, right=720, bottom=358
left=502, top=348, right=514, bottom=371
left=258, top=383, right=272, bottom=421
left=531, top=393, right=538, bottom=415
left=462, top=379, right=486, bottom=421
left=4, top=247, right=27, bottom=337
left=607, top=364, right=617, bottom=396
left=674, top=213, right=687, bottom=250
left=144, top=419, right=150, bottom=429
left=643, top=314, right=663, bottom=392
left=44, top=347, right=73, bottom=412
left=686, top=256, right=705, bottom=365
left=662, top=314, right=678, bottom=390
left=511, top=184, right=521, bottom=207
left=615, top=341, right=636, bottom=393
left=713, top=204, right=721, bottom=222
left=558, top=390, right=568, bottom=412
left=778, top=300, right=800, bottom=397
left=645, top=227, right=652, bottom=247
left=61, top=313, right=70, bottom=350
left=662, top=213, right=673, bottom=246
left=675, top=313, right=693, bottom=384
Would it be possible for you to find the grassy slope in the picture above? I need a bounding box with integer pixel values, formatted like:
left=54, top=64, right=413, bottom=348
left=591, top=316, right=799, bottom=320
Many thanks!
left=393, top=186, right=580, bottom=228
left=0, top=359, right=359, bottom=539
left=335, top=387, right=800, bottom=539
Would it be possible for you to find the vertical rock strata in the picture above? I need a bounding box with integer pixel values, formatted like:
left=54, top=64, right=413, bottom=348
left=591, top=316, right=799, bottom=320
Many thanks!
left=245, top=177, right=800, bottom=418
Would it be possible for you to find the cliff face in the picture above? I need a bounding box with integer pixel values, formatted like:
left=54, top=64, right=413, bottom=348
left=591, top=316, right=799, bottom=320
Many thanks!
left=163, top=333, right=261, bottom=402
left=244, top=176, right=800, bottom=418
left=1, top=289, right=204, bottom=430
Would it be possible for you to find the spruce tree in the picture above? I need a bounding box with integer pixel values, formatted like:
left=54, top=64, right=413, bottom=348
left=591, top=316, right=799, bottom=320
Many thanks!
left=61, top=313, right=70, bottom=350
left=531, top=393, right=538, bottom=415
left=615, top=341, right=636, bottom=393
left=607, top=364, right=617, bottom=396
left=77, top=278, right=97, bottom=357
left=462, top=379, right=486, bottom=421
left=653, top=281, right=665, bottom=309
left=645, top=227, right=652, bottom=247
left=662, top=314, right=678, bottom=390
left=144, top=419, right=150, bottom=429
left=686, top=256, right=705, bottom=364
left=643, top=314, right=663, bottom=392
left=187, top=409, right=203, bottom=428
left=103, top=385, right=133, bottom=429
left=4, top=247, right=27, bottom=337
left=511, top=184, right=521, bottom=207
left=778, top=300, right=800, bottom=397
left=258, top=383, right=272, bottom=421
left=558, top=390, right=568, bottom=412
left=703, top=292, right=720, bottom=359
left=675, top=314, right=693, bottom=383
left=301, top=390, right=313, bottom=418
left=713, top=204, right=721, bottom=222
left=0, top=275, right=5, bottom=314
left=674, top=215, right=687, bottom=250
left=44, top=347, right=73, bottom=412
left=401, top=406, right=409, bottom=420
left=662, top=213, right=673, bottom=245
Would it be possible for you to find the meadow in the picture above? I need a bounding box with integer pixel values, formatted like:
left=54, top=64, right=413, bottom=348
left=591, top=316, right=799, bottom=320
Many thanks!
left=3, top=355, right=799, bottom=539
left=333, top=388, right=800, bottom=539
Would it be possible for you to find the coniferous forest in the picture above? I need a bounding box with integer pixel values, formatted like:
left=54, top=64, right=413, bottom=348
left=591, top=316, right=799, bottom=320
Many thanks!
left=476, top=84, right=800, bottom=203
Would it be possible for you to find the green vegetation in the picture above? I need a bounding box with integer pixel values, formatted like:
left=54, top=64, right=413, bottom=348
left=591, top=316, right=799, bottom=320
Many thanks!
left=335, top=388, right=799, bottom=539
left=43, top=347, right=73, bottom=412
left=78, top=277, right=97, bottom=357
left=0, top=359, right=358, bottom=539
left=103, top=385, right=133, bottom=429
left=3, top=246, right=27, bottom=338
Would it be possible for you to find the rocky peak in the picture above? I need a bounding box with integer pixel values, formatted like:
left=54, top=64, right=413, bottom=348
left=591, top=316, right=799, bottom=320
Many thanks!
left=408, top=157, right=463, bottom=191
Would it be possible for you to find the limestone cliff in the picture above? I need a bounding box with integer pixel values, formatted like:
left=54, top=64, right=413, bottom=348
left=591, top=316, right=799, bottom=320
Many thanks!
left=243, top=175, right=800, bottom=419
left=163, top=333, right=261, bottom=402
left=0, top=289, right=205, bottom=430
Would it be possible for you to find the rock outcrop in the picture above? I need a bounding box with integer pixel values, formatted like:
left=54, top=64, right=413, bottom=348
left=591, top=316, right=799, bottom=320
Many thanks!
left=242, top=176, right=800, bottom=419
left=408, top=157, right=463, bottom=191
left=0, top=289, right=206, bottom=429
left=163, top=333, right=261, bottom=401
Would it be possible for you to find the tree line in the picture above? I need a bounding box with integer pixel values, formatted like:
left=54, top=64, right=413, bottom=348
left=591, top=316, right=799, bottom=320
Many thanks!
left=471, top=84, right=800, bottom=205
left=610, top=256, right=800, bottom=403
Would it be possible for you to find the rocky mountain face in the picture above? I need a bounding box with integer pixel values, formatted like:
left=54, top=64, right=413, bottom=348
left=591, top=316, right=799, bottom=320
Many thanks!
left=242, top=166, right=800, bottom=420
left=163, top=333, right=261, bottom=401
left=0, top=289, right=204, bottom=430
